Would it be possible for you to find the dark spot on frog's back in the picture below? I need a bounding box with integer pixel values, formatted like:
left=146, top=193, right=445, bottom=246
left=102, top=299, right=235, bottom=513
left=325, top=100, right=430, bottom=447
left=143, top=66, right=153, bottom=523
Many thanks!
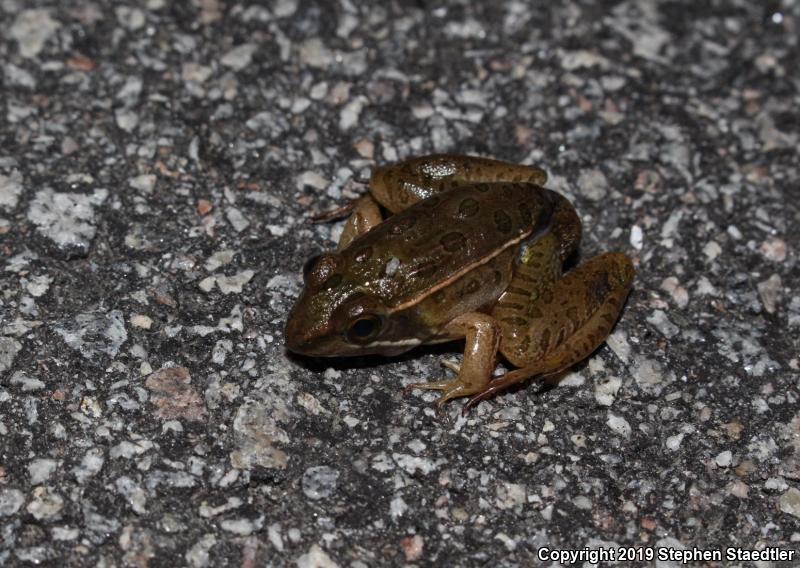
left=306, top=253, right=339, bottom=286
left=494, top=210, right=513, bottom=234
left=440, top=232, right=466, bottom=252
left=457, top=198, right=479, bottom=218
left=390, top=215, right=416, bottom=235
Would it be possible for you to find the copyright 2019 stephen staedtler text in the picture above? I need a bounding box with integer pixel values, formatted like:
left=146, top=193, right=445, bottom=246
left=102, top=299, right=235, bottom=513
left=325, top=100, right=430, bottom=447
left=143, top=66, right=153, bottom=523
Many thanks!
left=537, top=545, right=795, bottom=564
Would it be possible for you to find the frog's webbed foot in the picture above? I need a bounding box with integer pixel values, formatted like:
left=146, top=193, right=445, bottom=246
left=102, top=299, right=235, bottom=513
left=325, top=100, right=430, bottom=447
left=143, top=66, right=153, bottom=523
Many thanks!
left=405, top=378, right=474, bottom=416
left=405, top=376, right=475, bottom=416
left=405, top=359, right=463, bottom=414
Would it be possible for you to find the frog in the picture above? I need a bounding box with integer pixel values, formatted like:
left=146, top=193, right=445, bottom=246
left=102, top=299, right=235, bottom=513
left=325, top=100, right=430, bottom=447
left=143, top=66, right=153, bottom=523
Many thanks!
left=284, top=154, right=635, bottom=414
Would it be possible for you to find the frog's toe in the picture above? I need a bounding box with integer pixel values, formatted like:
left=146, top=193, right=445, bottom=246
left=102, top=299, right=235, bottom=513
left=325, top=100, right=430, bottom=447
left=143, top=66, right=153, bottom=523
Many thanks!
left=433, top=387, right=471, bottom=414
left=406, top=377, right=459, bottom=393
left=310, top=200, right=358, bottom=222
left=434, top=394, right=461, bottom=418
left=440, top=359, right=461, bottom=373
left=410, top=378, right=486, bottom=413
left=463, top=389, right=493, bottom=414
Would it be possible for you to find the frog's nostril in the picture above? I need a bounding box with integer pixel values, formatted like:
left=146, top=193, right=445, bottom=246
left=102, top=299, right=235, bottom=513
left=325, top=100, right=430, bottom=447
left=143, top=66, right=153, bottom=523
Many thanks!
left=285, top=316, right=327, bottom=356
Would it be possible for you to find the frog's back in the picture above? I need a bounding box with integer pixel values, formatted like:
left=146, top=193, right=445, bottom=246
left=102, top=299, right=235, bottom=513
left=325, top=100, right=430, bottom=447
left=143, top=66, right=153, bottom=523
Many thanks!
left=340, top=183, right=555, bottom=309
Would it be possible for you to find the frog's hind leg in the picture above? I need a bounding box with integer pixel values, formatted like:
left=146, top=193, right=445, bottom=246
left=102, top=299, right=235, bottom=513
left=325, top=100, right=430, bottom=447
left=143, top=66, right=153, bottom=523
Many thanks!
left=370, top=154, right=548, bottom=214
left=490, top=195, right=582, bottom=363
left=472, top=253, right=635, bottom=413
left=310, top=175, right=383, bottom=249
left=492, top=233, right=562, bottom=365
left=332, top=195, right=383, bottom=250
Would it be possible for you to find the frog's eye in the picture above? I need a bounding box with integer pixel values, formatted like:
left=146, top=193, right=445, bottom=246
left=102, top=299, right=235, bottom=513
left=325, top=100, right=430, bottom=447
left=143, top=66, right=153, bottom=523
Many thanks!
left=347, top=315, right=382, bottom=343
left=302, top=255, right=321, bottom=281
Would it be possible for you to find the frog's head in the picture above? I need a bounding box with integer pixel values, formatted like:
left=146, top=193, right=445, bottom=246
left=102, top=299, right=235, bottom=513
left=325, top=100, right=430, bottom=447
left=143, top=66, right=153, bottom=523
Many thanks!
left=285, top=252, right=421, bottom=357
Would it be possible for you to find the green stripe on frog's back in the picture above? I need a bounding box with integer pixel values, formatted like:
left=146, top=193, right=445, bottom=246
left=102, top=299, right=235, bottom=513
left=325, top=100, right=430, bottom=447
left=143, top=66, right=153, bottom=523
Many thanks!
left=339, top=183, right=555, bottom=310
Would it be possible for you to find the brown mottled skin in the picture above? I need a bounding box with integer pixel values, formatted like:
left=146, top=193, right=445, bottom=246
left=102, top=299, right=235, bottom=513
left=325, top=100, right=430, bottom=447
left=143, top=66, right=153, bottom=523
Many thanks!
left=285, top=154, right=635, bottom=414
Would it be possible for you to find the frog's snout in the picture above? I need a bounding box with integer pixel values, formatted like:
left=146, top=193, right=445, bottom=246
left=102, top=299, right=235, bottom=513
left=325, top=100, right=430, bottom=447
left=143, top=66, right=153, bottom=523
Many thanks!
left=284, top=303, right=343, bottom=357
left=285, top=304, right=320, bottom=355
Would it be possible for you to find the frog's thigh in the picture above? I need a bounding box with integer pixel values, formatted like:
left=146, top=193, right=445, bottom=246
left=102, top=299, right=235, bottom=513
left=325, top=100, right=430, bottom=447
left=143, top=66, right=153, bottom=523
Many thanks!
left=337, top=195, right=383, bottom=250
left=407, top=312, right=500, bottom=410
left=477, top=253, right=634, bottom=408
left=493, top=233, right=561, bottom=366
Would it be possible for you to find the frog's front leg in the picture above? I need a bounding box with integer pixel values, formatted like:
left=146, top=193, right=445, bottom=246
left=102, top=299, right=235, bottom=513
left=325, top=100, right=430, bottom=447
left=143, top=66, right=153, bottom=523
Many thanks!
left=469, top=252, right=635, bottom=412
left=406, top=312, right=500, bottom=413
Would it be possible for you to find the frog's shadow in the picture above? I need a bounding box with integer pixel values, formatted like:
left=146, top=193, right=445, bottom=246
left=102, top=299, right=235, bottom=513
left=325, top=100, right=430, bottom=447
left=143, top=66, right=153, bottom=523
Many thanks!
left=285, top=341, right=461, bottom=374
left=286, top=342, right=589, bottom=402
left=499, top=362, right=589, bottom=399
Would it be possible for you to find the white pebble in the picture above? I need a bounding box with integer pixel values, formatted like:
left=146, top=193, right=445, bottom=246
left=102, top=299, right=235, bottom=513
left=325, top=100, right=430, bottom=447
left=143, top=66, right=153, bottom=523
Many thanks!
left=339, top=97, right=366, bottom=131
left=606, top=413, right=631, bottom=438
left=220, top=43, right=257, bottom=70
left=130, top=314, right=153, bottom=329
left=629, top=225, right=643, bottom=250
left=594, top=376, right=622, bottom=407
left=665, top=433, right=684, bottom=450
left=302, top=466, right=339, bottom=500
left=703, top=241, right=722, bottom=260
left=714, top=450, right=732, bottom=468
